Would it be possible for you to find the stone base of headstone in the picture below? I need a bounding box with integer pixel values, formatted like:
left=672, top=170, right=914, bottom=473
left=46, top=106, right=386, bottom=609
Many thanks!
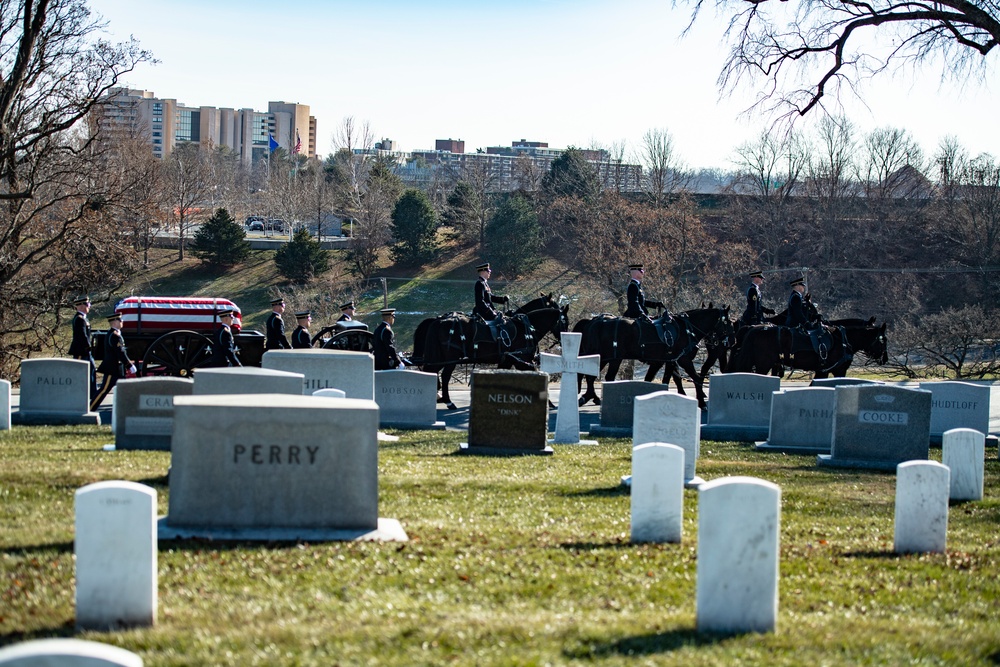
left=382, top=419, right=446, bottom=430
left=700, top=424, right=769, bottom=443
left=929, top=433, right=998, bottom=448
left=11, top=410, right=100, bottom=426
left=816, top=454, right=907, bottom=472
left=586, top=425, right=632, bottom=437
left=620, top=474, right=706, bottom=490
left=755, top=441, right=830, bottom=455
left=158, top=516, right=408, bottom=542
left=458, top=442, right=554, bottom=456
left=548, top=437, right=599, bottom=446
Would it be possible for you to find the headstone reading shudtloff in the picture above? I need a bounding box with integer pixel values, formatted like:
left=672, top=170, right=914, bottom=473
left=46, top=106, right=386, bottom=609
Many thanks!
left=75, top=481, right=157, bottom=630
left=0, top=638, right=143, bottom=667
left=12, top=358, right=99, bottom=425
left=540, top=332, right=600, bottom=444
left=160, top=393, right=406, bottom=542
left=919, top=381, right=992, bottom=444
left=262, top=348, right=374, bottom=399
left=702, top=373, right=779, bottom=442
left=0, top=379, right=9, bottom=431
left=630, top=391, right=703, bottom=487
left=818, top=385, right=932, bottom=471
left=894, top=460, right=949, bottom=554
left=588, top=380, right=664, bottom=437
left=462, top=370, right=550, bottom=455
left=756, top=387, right=835, bottom=454
left=697, top=476, right=780, bottom=634
left=374, top=369, right=444, bottom=429
left=630, top=443, right=684, bottom=543
left=112, top=377, right=193, bottom=450
left=942, top=428, right=985, bottom=501
left=193, top=366, right=304, bottom=396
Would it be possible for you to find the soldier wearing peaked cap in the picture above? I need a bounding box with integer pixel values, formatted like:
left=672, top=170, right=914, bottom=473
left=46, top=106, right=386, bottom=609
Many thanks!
left=209, top=309, right=242, bottom=367
left=742, top=270, right=775, bottom=326
left=69, top=295, right=98, bottom=400
left=473, top=262, right=509, bottom=322
left=623, top=263, right=668, bottom=320
left=265, top=297, right=291, bottom=351
left=91, top=313, right=135, bottom=412
left=373, top=308, right=410, bottom=370
left=785, top=277, right=809, bottom=328
left=337, top=301, right=355, bottom=322
left=292, top=311, right=313, bottom=349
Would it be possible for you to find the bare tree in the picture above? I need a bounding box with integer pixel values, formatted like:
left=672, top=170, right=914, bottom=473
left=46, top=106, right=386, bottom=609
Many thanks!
left=638, top=128, right=690, bottom=208
left=800, top=115, right=857, bottom=265
left=348, top=155, right=402, bottom=278
left=163, top=143, right=214, bottom=260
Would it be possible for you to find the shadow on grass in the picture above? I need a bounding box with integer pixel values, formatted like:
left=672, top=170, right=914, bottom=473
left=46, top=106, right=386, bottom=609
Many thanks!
left=561, top=485, right=629, bottom=498
left=0, top=542, right=74, bottom=556
left=563, top=628, right=731, bottom=659
left=558, top=541, right=631, bottom=551
left=137, top=474, right=168, bottom=488
left=0, top=625, right=76, bottom=645
left=840, top=549, right=899, bottom=559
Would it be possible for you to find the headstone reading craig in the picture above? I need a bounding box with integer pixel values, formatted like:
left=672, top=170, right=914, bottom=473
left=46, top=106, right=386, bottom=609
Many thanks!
left=818, top=385, right=932, bottom=471
left=697, top=476, right=780, bottom=634
left=0, top=638, right=143, bottom=667
left=160, top=393, right=406, bottom=541
left=112, top=377, right=194, bottom=450
left=631, top=391, right=703, bottom=487
left=756, top=387, right=835, bottom=454
left=462, top=370, right=550, bottom=455
left=942, top=428, right=985, bottom=501
left=630, top=443, right=684, bottom=543
left=588, top=380, right=664, bottom=437
left=262, top=348, right=374, bottom=399
left=703, top=373, right=779, bottom=442
left=192, top=366, right=304, bottom=396
left=374, top=369, right=444, bottom=429
left=0, top=379, right=9, bottom=431
left=919, top=381, right=991, bottom=444
left=12, top=358, right=99, bottom=425
left=894, top=460, right=949, bottom=554
left=539, top=331, right=600, bottom=444
left=75, top=481, right=157, bottom=630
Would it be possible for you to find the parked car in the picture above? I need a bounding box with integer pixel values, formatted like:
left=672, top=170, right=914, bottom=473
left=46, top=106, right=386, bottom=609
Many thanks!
left=247, top=221, right=264, bottom=231
left=266, top=219, right=285, bottom=232
left=244, top=215, right=265, bottom=227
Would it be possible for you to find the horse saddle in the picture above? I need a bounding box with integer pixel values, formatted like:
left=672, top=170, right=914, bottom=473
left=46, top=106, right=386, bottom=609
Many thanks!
left=473, top=316, right=519, bottom=350
left=437, top=312, right=469, bottom=355
left=786, top=325, right=834, bottom=361
left=637, top=315, right=681, bottom=347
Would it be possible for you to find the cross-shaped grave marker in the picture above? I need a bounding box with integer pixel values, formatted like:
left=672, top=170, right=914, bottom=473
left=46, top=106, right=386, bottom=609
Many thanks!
left=540, top=331, right=601, bottom=444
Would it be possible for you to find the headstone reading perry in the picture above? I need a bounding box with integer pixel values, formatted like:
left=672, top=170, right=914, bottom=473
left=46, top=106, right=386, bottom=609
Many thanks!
left=160, top=393, right=406, bottom=541
left=112, top=377, right=194, bottom=450
left=894, top=460, right=950, bottom=554
left=462, top=370, right=550, bottom=454
left=818, top=385, right=932, bottom=471
left=75, top=481, right=156, bottom=630
left=942, top=428, right=985, bottom=501
left=12, top=358, right=99, bottom=425
left=0, top=638, right=143, bottom=667
left=0, top=379, right=9, bottom=431
left=262, top=348, right=374, bottom=399
left=756, top=387, right=835, bottom=454
left=703, top=373, right=780, bottom=442
left=589, top=380, right=664, bottom=436
left=630, top=443, right=684, bottom=543
left=697, top=476, right=780, bottom=634
left=631, top=391, right=703, bottom=487
left=919, top=381, right=991, bottom=442
left=192, top=366, right=304, bottom=396
left=374, top=369, right=444, bottom=429
left=539, top=331, right=600, bottom=444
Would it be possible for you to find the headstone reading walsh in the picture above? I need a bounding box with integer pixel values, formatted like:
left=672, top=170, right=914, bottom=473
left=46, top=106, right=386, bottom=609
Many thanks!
left=703, top=373, right=779, bottom=442
left=462, top=370, right=551, bottom=455
left=12, top=358, right=99, bottom=425
left=374, top=369, right=444, bottom=429
left=539, top=331, right=600, bottom=444
left=756, top=387, right=835, bottom=454
left=588, top=380, right=664, bottom=437
left=262, top=348, right=375, bottom=399
left=112, top=377, right=194, bottom=451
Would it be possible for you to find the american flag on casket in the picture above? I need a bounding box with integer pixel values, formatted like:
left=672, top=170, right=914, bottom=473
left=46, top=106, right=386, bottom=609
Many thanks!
left=114, top=297, right=243, bottom=333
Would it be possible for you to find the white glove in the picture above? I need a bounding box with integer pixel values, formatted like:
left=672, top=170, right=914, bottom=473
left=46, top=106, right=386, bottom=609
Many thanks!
left=397, top=362, right=405, bottom=369
left=128, top=364, right=137, bottom=375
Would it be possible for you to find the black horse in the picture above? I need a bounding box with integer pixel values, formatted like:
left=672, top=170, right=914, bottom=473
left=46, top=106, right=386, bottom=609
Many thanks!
left=411, top=295, right=570, bottom=409
left=574, top=306, right=731, bottom=409
left=729, top=322, right=888, bottom=379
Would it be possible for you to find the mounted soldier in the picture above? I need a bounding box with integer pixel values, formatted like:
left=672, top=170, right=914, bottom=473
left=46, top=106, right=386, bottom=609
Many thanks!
left=473, top=262, right=509, bottom=340
left=623, top=263, right=668, bottom=321
left=785, top=276, right=810, bottom=329
left=742, top=270, right=775, bottom=326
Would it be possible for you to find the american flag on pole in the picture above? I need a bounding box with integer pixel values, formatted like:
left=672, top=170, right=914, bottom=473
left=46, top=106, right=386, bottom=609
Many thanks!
left=293, top=130, right=301, bottom=154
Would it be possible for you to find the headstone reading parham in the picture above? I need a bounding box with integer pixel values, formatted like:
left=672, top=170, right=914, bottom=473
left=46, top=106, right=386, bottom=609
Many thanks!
left=262, top=348, right=374, bottom=399
left=756, top=387, right=835, bottom=454
left=539, top=331, right=600, bottom=444
left=702, top=373, right=779, bottom=442
left=894, top=460, right=949, bottom=554
left=12, top=358, right=99, bottom=425
left=112, top=377, right=194, bottom=450
left=461, top=370, right=551, bottom=455
left=374, top=369, right=444, bottom=429
left=0, top=638, right=143, bottom=667
left=588, top=380, right=664, bottom=437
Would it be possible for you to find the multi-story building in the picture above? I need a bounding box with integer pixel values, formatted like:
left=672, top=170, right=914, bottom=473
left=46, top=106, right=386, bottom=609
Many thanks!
left=95, top=88, right=317, bottom=165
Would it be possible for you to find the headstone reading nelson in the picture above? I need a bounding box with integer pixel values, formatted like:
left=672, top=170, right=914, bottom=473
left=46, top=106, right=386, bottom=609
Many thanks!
left=12, top=358, right=99, bottom=425
left=702, top=373, right=779, bottom=442
left=112, top=377, right=194, bottom=450
left=462, top=370, right=551, bottom=455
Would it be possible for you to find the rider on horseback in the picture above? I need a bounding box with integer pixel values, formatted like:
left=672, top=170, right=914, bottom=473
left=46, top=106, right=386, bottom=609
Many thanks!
left=742, top=270, right=775, bottom=326
left=623, top=263, right=669, bottom=321
left=785, top=277, right=811, bottom=329
left=474, top=262, right=509, bottom=340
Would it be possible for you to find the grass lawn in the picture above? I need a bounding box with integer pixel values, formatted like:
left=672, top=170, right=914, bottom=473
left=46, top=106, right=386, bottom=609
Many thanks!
left=1, top=426, right=999, bottom=666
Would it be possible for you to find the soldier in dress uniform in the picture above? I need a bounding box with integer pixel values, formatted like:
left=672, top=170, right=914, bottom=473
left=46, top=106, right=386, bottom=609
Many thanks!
left=265, top=297, right=291, bottom=351
left=373, top=308, right=409, bottom=370
left=337, top=301, right=356, bottom=322
left=473, top=262, right=509, bottom=322
left=291, top=310, right=313, bottom=348
left=209, top=309, right=242, bottom=367
left=90, top=313, right=135, bottom=412
left=622, top=263, right=667, bottom=320
left=69, top=295, right=97, bottom=400
left=785, top=277, right=809, bottom=328
left=742, top=270, right=775, bottom=326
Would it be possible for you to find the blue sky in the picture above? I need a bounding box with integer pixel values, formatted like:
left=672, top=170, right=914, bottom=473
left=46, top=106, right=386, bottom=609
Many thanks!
left=90, top=0, right=998, bottom=170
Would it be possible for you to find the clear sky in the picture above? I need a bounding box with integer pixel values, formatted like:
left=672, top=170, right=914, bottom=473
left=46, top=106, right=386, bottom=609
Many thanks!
left=88, top=0, right=998, bottom=171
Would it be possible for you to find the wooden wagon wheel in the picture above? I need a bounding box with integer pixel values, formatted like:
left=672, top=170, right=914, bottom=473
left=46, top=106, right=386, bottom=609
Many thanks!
left=322, top=330, right=374, bottom=353
left=140, top=330, right=214, bottom=378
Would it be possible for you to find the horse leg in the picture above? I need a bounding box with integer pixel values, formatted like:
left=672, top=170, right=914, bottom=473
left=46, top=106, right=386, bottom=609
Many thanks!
left=643, top=362, right=662, bottom=382
left=440, top=364, right=458, bottom=410
left=678, top=356, right=707, bottom=409
left=579, top=372, right=600, bottom=407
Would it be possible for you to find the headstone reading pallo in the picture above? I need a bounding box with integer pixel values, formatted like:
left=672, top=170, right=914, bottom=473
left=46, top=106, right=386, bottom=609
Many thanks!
left=12, top=358, right=99, bottom=425
left=540, top=331, right=600, bottom=444
left=0, top=379, right=9, bottom=431
left=919, top=381, right=992, bottom=445
left=756, top=387, right=835, bottom=454
left=193, top=366, right=304, bottom=396
left=697, top=476, right=780, bottom=634
left=630, top=443, right=684, bottom=543
left=374, top=369, right=444, bottom=429
left=702, top=373, right=779, bottom=442
left=628, top=391, right=703, bottom=488
left=262, top=348, right=374, bottom=399
left=588, top=380, right=663, bottom=437
left=0, top=639, right=143, bottom=667
left=894, top=460, right=950, bottom=554
left=461, top=370, right=551, bottom=455
left=112, top=377, right=194, bottom=450
left=942, top=428, right=985, bottom=501
left=75, top=481, right=157, bottom=630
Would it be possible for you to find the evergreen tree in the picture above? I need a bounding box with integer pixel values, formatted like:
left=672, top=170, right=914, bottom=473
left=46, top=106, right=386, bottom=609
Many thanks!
left=190, top=208, right=251, bottom=268
left=274, top=228, right=330, bottom=284
left=486, top=194, right=542, bottom=276
left=391, top=189, right=438, bottom=263
left=541, top=147, right=600, bottom=201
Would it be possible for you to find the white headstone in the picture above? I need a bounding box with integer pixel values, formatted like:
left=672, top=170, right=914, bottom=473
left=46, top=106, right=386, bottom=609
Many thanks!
left=262, top=348, right=374, bottom=399
left=75, top=481, right=157, bottom=630
left=312, top=388, right=346, bottom=399
left=630, top=443, right=684, bottom=543
left=633, top=392, right=702, bottom=486
left=697, top=476, right=780, bottom=634
left=942, top=428, right=985, bottom=501
left=193, top=366, right=304, bottom=396
left=13, top=358, right=99, bottom=425
left=0, top=638, right=143, bottom=666
left=374, top=370, right=444, bottom=429
left=0, top=379, right=9, bottom=431
left=539, top=332, right=600, bottom=444
left=894, top=460, right=950, bottom=554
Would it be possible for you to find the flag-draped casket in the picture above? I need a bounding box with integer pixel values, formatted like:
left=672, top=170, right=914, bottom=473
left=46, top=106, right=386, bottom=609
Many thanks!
left=114, top=297, right=243, bottom=333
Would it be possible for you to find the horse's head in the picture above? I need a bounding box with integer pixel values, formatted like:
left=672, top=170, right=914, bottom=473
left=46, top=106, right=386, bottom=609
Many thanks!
left=558, top=304, right=571, bottom=334
left=866, top=323, right=889, bottom=364
left=517, top=292, right=557, bottom=314
left=804, top=293, right=822, bottom=323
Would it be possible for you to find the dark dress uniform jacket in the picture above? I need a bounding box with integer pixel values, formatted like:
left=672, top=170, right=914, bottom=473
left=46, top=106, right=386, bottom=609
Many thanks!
left=373, top=321, right=401, bottom=370
left=265, top=312, right=291, bottom=350
left=744, top=283, right=765, bottom=325
left=291, top=326, right=312, bottom=349
left=786, top=291, right=808, bottom=328
left=623, top=280, right=664, bottom=318
left=210, top=324, right=242, bottom=367
left=97, top=328, right=131, bottom=377
left=69, top=311, right=93, bottom=359
left=474, top=277, right=504, bottom=320
left=337, top=314, right=352, bottom=322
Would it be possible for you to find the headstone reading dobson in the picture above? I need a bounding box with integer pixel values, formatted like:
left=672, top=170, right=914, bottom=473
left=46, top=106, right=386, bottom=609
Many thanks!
left=112, top=377, right=193, bottom=451
left=192, top=366, right=304, bottom=396
left=461, top=370, right=550, bottom=455
left=263, top=348, right=374, bottom=399
left=702, top=373, right=779, bottom=442
left=756, top=387, right=835, bottom=454
left=160, top=393, right=406, bottom=542
left=374, top=369, right=444, bottom=429
left=588, top=380, right=664, bottom=437
left=12, top=358, right=99, bottom=425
